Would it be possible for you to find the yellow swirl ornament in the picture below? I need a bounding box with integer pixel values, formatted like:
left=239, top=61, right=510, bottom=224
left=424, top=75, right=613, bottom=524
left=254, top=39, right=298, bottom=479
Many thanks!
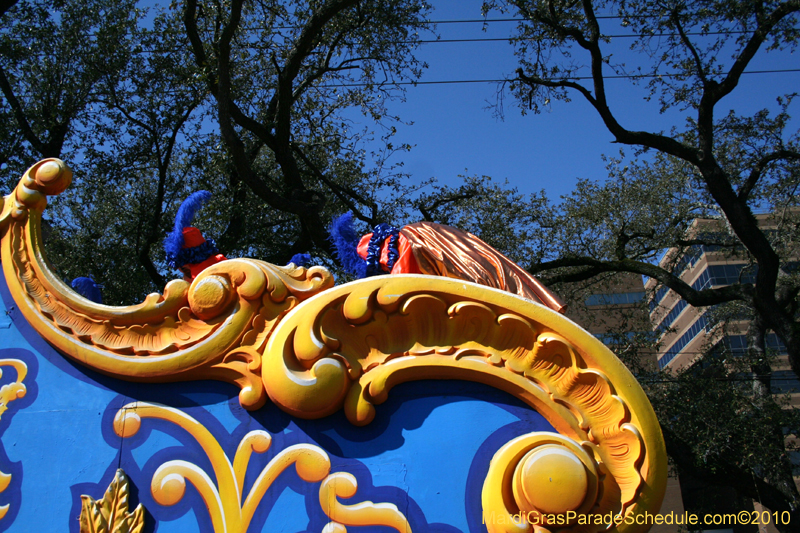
left=113, top=402, right=412, bottom=533
left=0, top=358, right=26, bottom=521
left=1, top=160, right=333, bottom=410
left=261, top=276, right=664, bottom=531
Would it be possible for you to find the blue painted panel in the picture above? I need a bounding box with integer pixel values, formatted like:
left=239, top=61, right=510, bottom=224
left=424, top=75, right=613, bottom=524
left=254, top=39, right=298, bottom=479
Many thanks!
left=0, top=279, right=556, bottom=533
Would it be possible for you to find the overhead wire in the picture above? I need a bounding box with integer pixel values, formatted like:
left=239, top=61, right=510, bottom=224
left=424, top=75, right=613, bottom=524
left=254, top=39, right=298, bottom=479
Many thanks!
left=425, top=15, right=709, bottom=23
left=398, top=31, right=751, bottom=44
left=229, top=13, right=762, bottom=28
left=314, top=68, right=800, bottom=88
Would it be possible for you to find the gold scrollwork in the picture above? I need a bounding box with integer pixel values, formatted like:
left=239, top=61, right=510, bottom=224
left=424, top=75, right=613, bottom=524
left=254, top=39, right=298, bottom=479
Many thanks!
left=0, top=358, right=27, bottom=521
left=320, top=472, right=412, bottom=533
left=0, top=358, right=26, bottom=423
left=262, top=278, right=666, bottom=531
left=1, top=160, right=333, bottom=410
left=482, top=432, right=603, bottom=533
left=2, top=160, right=667, bottom=528
left=113, top=402, right=411, bottom=533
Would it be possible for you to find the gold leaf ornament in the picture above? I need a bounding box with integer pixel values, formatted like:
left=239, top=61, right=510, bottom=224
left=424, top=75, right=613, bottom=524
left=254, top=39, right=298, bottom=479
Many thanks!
left=262, top=277, right=667, bottom=531
left=0, top=359, right=27, bottom=421
left=79, top=469, right=145, bottom=533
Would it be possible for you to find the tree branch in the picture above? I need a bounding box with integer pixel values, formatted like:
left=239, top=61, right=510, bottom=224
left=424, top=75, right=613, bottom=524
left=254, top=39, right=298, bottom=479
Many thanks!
left=183, top=0, right=309, bottom=215
left=662, top=426, right=800, bottom=525
left=513, top=19, right=698, bottom=164
left=0, top=64, right=47, bottom=156
left=671, top=8, right=708, bottom=85
left=291, top=144, right=377, bottom=225
left=0, top=0, right=17, bottom=19
left=272, top=0, right=359, bottom=145
left=416, top=192, right=477, bottom=222
left=739, top=149, right=800, bottom=201
left=531, top=256, right=748, bottom=306
left=712, top=0, right=800, bottom=106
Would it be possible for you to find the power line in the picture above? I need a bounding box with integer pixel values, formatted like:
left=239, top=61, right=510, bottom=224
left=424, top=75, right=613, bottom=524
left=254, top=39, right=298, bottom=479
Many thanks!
left=413, top=31, right=748, bottom=43
left=315, top=68, right=800, bottom=88
left=134, top=30, right=753, bottom=42
left=429, top=14, right=705, bottom=23
left=431, top=18, right=520, bottom=24
left=236, top=14, right=750, bottom=27
left=129, top=29, right=765, bottom=55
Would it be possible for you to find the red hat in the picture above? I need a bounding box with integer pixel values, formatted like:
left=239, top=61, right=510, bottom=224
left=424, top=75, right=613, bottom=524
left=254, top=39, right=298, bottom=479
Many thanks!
left=164, top=192, right=227, bottom=280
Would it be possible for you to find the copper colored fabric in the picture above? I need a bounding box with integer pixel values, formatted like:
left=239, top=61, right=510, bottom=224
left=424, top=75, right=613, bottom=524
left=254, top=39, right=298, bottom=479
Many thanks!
left=400, top=222, right=566, bottom=313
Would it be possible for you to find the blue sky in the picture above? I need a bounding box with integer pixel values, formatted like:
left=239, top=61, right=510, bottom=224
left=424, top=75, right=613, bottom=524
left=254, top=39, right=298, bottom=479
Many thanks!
left=374, top=0, right=800, bottom=200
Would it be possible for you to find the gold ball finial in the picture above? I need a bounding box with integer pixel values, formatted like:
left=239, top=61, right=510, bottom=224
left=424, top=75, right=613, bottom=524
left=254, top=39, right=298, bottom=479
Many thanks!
left=514, top=445, right=589, bottom=515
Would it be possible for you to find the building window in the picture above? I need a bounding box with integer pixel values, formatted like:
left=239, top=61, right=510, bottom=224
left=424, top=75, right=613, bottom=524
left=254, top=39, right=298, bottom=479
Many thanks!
left=766, top=333, right=788, bottom=354
left=712, top=334, right=787, bottom=358
left=652, top=264, right=756, bottom=332
left=673, top=244, right=704, bottom=275
left=658, top=315, right=709, bottom=369
left=593, top=331, right=657, bottom=346
left=721, top=335, right=748, bottom=356
left=654, top=299, right=688, bottom=335
left=771, top=370, right=800, bottom=394
left=693, top=264, right=756, bottom=291
left=585, top=292, right=645, bottom=306
left=782, top=261, right=800, bottom=274
left=649, top=285, right=670, bottom=312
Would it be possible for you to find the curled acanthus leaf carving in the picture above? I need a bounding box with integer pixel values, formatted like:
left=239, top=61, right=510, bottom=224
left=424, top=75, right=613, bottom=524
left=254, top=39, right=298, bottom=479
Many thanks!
left=110, top=402, right=413, bottom=533
left=262, top=276, right=665, bottom=531
left=0, top=358, right=27, bottom=522
left=1, top=159, right=333, bottom=407
left=319, top=472, right=412, bottom=533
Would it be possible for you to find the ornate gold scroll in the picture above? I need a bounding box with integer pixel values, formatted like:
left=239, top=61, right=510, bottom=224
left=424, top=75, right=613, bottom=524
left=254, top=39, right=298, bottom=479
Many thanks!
left=112, top=402, right=411, bottom=533
left=1, top=160, right=333, bottom=410
left=1, top=160, right=667, bottom=532
left=0, top=358, right=26, bottom=522
left=261, top=276, right=666, bottom=530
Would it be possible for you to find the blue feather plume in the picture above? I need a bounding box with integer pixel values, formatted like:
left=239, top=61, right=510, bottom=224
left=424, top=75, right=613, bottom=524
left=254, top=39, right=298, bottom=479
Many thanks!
left=329, top=212, right=366, bottom=278
left=164, top=191, right=212, bottom=265
left=288, top=253, right=312, bottom=267
left=71, top=277, right=103, bottom=304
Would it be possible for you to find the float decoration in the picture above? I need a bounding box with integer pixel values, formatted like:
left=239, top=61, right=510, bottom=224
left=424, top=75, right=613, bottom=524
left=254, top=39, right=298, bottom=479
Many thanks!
left=79, top=468, right=145, bottom=533
left=0, top=358, right=26, bottom=522
left=0, top=160, right=668, bottom=532
left=113, top=402, right=412, bottom=533
left=0, top=159, right=334, bottom=411
left=0, top=358, right=26, bottom=424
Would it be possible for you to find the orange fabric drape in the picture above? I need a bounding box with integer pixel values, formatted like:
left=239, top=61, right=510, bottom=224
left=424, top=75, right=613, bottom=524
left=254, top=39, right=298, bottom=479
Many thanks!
left=357, top=222, right=565, bottom=313
left=400, top=222, right=565, bottom=313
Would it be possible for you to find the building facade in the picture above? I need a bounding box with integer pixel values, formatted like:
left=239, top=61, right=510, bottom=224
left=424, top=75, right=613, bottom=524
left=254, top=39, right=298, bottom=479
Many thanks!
left=646, top=218, right=796, bottom=390
left=643, top=217, right=796, bottom=533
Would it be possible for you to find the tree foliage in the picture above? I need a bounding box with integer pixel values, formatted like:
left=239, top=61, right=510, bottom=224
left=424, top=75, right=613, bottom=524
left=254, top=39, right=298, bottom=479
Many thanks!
left=0, top=0, right=431, bottom=303
left=182, top=0, right=430, bottom=255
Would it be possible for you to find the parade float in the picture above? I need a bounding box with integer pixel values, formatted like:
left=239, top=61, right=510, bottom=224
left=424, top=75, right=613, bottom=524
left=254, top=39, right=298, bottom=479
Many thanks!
left=0, top=159, right=666, bottom=532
